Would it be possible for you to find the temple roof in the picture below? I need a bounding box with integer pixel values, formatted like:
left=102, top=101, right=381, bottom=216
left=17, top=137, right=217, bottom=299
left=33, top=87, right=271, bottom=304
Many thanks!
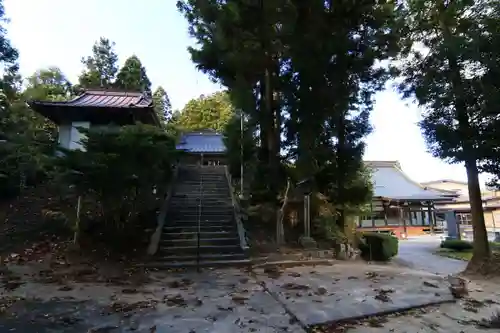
left=29, top=89, right=159, bottom=126
left=30, top=90, right=153, bottom=109
left=365, top=160, right=455, bottom=202
left=176, top=130, right=226, bottom=153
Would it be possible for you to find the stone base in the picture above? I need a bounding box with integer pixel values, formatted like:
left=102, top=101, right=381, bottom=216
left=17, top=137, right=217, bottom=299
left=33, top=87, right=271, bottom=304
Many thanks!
left=299, top=236, right=317, bottom=249
left=337, top=243, right=361, bottom=260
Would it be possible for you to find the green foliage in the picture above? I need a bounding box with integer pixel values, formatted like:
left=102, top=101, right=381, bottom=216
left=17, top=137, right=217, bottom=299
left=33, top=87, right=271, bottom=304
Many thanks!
left=441, top=239, right=473, bottom=252
left=115, top=55, right=152, bottom=92
left=54, top=124, right=178, bottom=230
left=397, top=0, right=499, bottom=260
left=359, top=232, right=399, bottom=261
left=153, top=86, right=172, bottom=124
left=79, top=37, right=119, bottom=89
left=176, top=91, right=234, bottom=132
left=177, top=0, right=396, bottom=217
left=23, top=67, right=73, bottom=101
left=312, top=214, right=347, bottom=244
left=222, top=113, right=256, bottom=179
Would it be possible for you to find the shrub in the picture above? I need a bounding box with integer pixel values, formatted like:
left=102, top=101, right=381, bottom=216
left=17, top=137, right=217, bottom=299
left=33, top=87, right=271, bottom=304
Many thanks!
left=312, top=214, right=347, bottom=244
left=53, top=124, right=178, bottom=238
left=359, top=232, right=399, bottom=261
left=441, top=239, right=473, bottom=251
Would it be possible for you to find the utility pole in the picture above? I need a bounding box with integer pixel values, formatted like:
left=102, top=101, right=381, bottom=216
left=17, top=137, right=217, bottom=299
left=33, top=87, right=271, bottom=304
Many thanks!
left=240, top=110, right=244, bottom=198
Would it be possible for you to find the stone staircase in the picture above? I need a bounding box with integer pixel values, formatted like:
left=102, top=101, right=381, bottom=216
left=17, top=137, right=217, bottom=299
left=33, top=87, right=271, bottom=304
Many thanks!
left=154, top=165, right=249, bottom=267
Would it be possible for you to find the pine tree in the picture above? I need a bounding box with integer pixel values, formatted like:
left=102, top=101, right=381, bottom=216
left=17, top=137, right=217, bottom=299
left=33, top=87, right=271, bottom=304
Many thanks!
left=79, top=37, right=119, bottom=89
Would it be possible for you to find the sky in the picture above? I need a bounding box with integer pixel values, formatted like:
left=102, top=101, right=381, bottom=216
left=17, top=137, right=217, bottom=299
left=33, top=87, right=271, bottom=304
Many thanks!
left=3, top=0, right=490, bottom=186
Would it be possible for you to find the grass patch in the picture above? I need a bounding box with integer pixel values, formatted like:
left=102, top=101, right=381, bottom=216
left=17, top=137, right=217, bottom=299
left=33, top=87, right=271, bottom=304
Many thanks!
left=435, top=248, right=473, bottom=261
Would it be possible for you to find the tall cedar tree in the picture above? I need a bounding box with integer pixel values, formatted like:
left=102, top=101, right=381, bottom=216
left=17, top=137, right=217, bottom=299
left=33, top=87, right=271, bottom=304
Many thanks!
left=398, top=0, right=499, bottom=265
left=115, top=55, right=152, bottom=92
left=178, top=1, right=397, bottom=228
left=79, top=38, right=119, bottom=89
left=153, top=86, right=172, bottom=124
left=281, top=1, right=399, bottom=229
left=177, top=0, right=286, bottom=199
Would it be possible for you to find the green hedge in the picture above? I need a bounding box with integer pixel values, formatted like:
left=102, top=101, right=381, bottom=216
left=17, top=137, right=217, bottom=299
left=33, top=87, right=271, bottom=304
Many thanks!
left=359, top=232, right=399, bottom=261
left=440, top=239, right=473, bottom=251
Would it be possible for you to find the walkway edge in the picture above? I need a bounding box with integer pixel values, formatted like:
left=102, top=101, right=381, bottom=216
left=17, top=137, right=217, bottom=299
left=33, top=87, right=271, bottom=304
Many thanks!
left=308, top=298, right=456, bottom=329
left=147, top=167, right=178, bottom=256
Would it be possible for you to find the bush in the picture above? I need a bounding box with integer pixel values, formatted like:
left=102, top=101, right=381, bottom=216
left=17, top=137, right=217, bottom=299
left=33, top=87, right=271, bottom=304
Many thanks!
left=359, top=232, right=399, bottom=261
left=441, top=239, right=473, bottom=251
left=53, top=124, right=178, bottom=236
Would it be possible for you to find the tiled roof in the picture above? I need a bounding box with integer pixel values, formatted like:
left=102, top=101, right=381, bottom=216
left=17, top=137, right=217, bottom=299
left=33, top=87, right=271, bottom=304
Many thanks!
left=176, top=131, right=226, bottom=153
left=29, top=90, right=153, bottom=109
left=365, top=160, right=453, bottom=201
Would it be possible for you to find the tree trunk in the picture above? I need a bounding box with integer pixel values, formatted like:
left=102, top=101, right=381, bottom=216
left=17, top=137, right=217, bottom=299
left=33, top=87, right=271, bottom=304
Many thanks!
left=258, top=80, right=269, bottom=163
left=336, top=111, right=347, bottom=232
left=277, top=178, right=291, bottom=245
left=465, top=159, right=491, bottom=267
left=437, top=1, right=491, bottom=266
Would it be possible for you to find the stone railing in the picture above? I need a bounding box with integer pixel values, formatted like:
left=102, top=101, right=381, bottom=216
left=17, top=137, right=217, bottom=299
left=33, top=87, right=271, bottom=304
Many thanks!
left=147, top=166, right=179, bottom=255
left=224, top=166, right=249, bottom=253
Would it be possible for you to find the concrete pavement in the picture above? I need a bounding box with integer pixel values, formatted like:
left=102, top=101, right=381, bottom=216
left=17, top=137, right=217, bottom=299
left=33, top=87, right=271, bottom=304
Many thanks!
left=395, top=235, right=467, bottom=275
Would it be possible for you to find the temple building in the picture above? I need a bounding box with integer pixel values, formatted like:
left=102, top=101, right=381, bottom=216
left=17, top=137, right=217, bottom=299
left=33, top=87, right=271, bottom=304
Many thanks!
left=357, top=161, right=456, bottom=238
left=423, top=179, right=500, bottom=240
left=176, top=130, right=226, bottom=165
left=29, top=89, right=160, bottom=150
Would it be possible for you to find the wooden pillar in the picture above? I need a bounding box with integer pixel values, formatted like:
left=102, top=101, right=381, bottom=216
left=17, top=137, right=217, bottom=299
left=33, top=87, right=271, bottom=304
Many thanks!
left=383, top=199, right=388, bottom=226
left=427, top=202, right=435, bottom=234
left=303, top=194, right=311, bottom=238
left=370, top=201, right=375, bottom=228
left=401, top=201, right=408, bottom=238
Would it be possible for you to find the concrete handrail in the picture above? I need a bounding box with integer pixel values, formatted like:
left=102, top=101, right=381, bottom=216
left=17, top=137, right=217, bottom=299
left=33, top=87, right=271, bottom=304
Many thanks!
left=224, top=165, right=249, bottom=252
left=147, top=166, right=179, bottom=255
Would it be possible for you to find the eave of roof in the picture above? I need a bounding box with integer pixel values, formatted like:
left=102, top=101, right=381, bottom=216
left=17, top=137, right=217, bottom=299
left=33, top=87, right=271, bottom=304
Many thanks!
left=176, top=131, right=226, bottom=153
left=366, top=160, right=455, bottom=201
left=28, top=89, right=153, bottom=109
left=421, top=179, right=468, bottom=186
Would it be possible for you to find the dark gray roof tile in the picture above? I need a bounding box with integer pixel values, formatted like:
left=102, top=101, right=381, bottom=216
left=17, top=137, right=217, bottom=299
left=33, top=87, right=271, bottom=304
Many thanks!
left=30, top=89, right=153, bottom=109
left=177, top=131, right=226, bottom=153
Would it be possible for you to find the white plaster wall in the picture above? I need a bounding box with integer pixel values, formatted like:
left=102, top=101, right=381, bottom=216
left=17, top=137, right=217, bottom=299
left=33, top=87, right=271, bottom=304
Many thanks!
left=58, top=124, right=71, bottom=149
left=69, top=121, right=90, bottom=150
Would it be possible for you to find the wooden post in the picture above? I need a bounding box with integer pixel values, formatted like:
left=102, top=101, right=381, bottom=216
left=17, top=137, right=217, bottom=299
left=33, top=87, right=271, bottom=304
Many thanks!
left=370, top=201, right=375, bottom=228
left=304, top=194, right=311, bottom=238
left=400, top=201, right=408, bottom=239
left=74, top=195, right=82, bottom=247
left=383, top=199, right=388, bottom=226
left=427, top=202, right=435, bottom=234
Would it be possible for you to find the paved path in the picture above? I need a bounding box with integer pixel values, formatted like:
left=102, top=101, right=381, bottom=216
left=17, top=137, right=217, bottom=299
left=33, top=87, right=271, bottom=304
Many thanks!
left=395, top=236, right=467, bottom=275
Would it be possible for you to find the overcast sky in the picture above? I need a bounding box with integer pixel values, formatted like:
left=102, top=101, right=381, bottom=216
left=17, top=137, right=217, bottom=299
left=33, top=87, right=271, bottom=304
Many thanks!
left=4, top=0, right=490, bottom=185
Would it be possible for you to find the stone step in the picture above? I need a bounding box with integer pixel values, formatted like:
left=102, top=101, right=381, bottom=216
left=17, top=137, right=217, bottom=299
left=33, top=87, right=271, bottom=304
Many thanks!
left=167, top=214, right=233, bottom=220
left=170, top=210, right=234, bottom=215
left=159, top=253, right=247, bottom=262
left=169, top=205, right=233, bottom=209
left=173, top=191, right=229, bottom=196
left=169, top=199, right=232, bottom=204
left=163, top=225, right=235, bottom=233
left=165, top=223, right=234, bottom=230
left=160, top=237, right=240, bottom=247
left=159, top=244, right=242, bottom=255
left=142, top=259, right=251, bottom=269
left=162, top=231, right=236, bottom=239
